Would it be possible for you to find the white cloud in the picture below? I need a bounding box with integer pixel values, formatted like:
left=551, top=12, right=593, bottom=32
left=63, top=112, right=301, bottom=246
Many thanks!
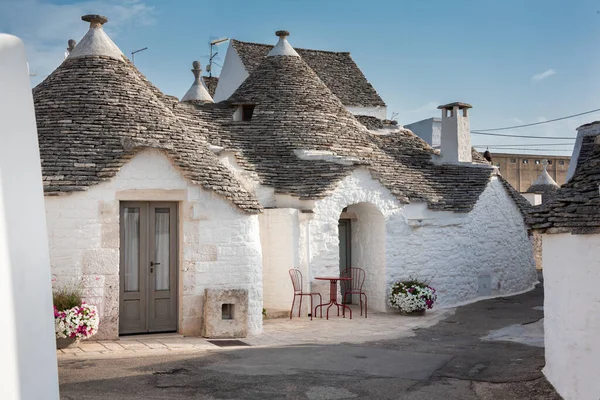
left=531, top=69, right=556, bottom=82
left=0, top=0, right=155, bottom=85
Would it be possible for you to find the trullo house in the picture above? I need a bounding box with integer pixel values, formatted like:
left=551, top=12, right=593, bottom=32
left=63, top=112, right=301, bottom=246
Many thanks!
left=34, top=15, right=537, bottom=340
left=529, top=121, right=600, bottom=400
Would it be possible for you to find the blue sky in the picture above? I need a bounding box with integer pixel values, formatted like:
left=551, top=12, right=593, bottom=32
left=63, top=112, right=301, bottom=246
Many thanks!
left=1, top=0, right=599, bottom=155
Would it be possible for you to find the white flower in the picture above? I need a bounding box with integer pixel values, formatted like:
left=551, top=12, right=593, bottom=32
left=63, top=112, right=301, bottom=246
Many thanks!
left=388, top=280, right=437, bottom=313
left=54, top=304, right=99, bottom=340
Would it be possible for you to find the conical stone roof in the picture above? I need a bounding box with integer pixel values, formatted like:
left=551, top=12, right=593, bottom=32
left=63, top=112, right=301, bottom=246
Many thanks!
left=526, top=160, right=560, bottom=203
left=33, top=16, right=260, bottom=213
left=196, top=31, right=505, bottom=212
left=529, top=123, right=600, bottom=233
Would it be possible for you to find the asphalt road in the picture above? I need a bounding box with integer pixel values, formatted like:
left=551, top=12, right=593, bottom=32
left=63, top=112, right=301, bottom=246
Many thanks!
left=59, top=285, right=560, bottom=400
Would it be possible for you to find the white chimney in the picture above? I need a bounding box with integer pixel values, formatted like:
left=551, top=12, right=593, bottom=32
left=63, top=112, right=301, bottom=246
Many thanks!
left=565, top=121, right=600, bottom=182
left=438, top=102, right=472, bottom=163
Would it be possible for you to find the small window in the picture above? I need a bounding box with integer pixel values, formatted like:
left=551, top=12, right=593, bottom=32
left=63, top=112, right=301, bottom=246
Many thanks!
left=495, top=163, right=501, bottom=167
left=222, top=304, right=234, bottom=320
left=535, top=160, right=541, bottom=165
left=559, top=160, right=565, bottom=166
left=510, top=159, right=516, bottom=163
left=522, top=159, right=529, bottom=164
left=547, top=160, right=553, bottom=165
left=242, top=105, right=255, bottom=121
left=233, top=104, right=256, bottom=122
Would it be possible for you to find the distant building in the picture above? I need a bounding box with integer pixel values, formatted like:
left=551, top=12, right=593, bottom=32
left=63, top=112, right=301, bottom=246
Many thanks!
left=492, top=153, right=570, bottom=192
left=404, top=118, right=571, bottom=192
left=404, top=117, right=442, bottom=148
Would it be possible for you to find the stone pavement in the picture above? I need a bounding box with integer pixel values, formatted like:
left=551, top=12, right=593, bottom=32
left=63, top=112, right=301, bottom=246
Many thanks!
left=56, top=305, right=453, bottom=360
left=58, top=286, right=559, bottom=399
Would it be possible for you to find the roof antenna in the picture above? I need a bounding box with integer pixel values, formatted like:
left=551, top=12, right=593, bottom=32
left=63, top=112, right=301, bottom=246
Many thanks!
left=208, top=37, right=229, bottom=78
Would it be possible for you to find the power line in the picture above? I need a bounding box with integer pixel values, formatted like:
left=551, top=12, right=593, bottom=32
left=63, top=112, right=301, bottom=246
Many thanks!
left=472, top=108, right=600, bottom=132
left=471, top=131, right=576, bottom=139
left=473, top=143, right=574, bottom=147
left=479, top=148, right=571, bottom=152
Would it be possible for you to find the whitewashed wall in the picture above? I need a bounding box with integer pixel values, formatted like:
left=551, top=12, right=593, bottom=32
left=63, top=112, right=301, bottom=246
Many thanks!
left=308, top=168, right=402, bottom=311
left=347, top=202, right=385, bottom=309
left=213, top=45, right=249, bottom=102
left=259, top=209, right=299, bottom=313
left=387, top=177, right=536, bottom=307
left=45, top=149, right=263, bottom=339
left=0, top=33, right=59, bottom=400
left=542, top=233, right=600, bottom=400
left=302, top=170, right=535, bottom=313
left=346, top=106, right=387, bottom=120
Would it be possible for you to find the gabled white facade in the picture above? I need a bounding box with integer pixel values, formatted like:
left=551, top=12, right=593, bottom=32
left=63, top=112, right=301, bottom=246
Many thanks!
left=213, top=44, right=249, bottom=103
left=45, top=149, right=264, bottom=339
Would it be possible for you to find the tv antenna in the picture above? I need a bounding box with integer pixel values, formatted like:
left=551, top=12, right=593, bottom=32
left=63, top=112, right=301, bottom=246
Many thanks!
left=207, top=37, right=228, bottom=77
left=131, top=47, right=148, bottom=65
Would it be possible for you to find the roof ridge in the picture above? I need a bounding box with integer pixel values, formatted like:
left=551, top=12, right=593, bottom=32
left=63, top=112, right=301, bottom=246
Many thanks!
left=231, top=38, right=351, bottom=55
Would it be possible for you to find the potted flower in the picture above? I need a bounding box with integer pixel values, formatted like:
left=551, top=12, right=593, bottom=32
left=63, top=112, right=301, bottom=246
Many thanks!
left=53, top=282, right=99, bottom=349
left=388, top=278, right=437, bottom=315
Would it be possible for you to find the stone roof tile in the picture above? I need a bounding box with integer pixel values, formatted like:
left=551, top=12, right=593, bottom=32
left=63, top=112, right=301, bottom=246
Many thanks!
left=230, top=39, right=386, bottom=108
left=202, top=76, right=219, bottom=97
left=529, top=134, right=600, bottom=233
left=33, top=55, right=261, bottom=213
left=183, top=50, right=507, bottom=213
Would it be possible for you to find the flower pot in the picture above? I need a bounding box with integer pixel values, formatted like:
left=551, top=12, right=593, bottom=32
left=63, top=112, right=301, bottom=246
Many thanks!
left=56, top=337, right=79, bottom=349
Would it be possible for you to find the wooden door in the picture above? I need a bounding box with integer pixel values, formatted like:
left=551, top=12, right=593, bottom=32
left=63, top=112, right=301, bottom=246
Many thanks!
left=338, top=219, right=352, bottom=303
left=119, top=202, right=178, bottom=335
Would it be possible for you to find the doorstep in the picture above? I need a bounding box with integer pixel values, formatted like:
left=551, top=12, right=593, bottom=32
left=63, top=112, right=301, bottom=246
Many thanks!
left=57, top=333, right=219, bottom=360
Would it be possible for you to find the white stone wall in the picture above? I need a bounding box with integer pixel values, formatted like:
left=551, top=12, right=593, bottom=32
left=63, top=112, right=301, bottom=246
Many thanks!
left=0, top=33, right=59, bottom=399
left=308, top=168, right=402, bottom=311
left=387, top=177, right=536, bottom=307
left=259, top=209, right=299, bottom=313
left=213, top=45, right=249, bottom=102
left=300, top=169, right=535, bottom=313
left=346, top=106, right=387, bottom=120
left=347, top=202, right=386, bottom=309
left=542, top=233, right=600, bottom=400
left=45, top=149, right=263, bottom=339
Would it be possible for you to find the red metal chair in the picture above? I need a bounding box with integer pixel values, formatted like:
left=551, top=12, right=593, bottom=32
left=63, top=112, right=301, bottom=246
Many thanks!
left=289, top=269, right=322, bottom=320
left=341, top=267, right=368, bottom=318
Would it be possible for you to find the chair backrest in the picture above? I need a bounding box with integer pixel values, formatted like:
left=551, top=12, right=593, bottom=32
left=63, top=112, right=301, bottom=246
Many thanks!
left=289, top=269, right=303, bottom=294
left=341, top=267, right=366, bottom=291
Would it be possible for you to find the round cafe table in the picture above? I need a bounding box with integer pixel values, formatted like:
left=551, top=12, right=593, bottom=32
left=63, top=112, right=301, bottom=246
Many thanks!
left=314, top=277, right=352, bottom=320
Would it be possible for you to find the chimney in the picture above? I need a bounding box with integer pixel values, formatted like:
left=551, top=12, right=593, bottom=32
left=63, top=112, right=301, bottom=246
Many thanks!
left=81, top=14, right=108, bottom=28
left=565, top=120, right=600, bottom=182
left=438, top=102, right=473, bottom=163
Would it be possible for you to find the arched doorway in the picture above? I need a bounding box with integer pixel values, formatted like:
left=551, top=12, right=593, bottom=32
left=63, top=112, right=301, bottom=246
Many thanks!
left=338, top=203, right=386, bottom=312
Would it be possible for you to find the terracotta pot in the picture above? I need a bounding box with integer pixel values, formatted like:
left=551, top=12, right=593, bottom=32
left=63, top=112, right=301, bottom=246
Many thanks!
left=56, top=337, right=79, bottom=349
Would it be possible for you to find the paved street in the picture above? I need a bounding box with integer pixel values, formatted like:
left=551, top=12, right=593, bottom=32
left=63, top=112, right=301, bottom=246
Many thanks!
left=58, top=285, right=559, bottom=399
